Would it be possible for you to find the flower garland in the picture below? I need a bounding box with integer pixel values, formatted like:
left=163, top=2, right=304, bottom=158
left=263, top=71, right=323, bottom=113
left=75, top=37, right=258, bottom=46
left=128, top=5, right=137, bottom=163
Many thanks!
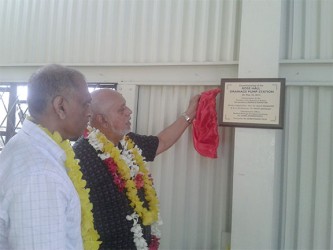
left=40, top=126, right=101, bottom=250
left=85, top=126, right=162, bottom=249
left=126, top=212, right=162, bottom=250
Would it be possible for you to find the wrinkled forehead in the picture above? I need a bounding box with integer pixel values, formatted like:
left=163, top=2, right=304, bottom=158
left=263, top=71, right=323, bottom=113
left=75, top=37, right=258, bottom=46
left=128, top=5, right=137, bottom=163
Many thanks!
left=110, top=92, right=126, bottom=108
left=77, top=80, right=89, bottom=92
left=69, top=79, right=90, bottom=99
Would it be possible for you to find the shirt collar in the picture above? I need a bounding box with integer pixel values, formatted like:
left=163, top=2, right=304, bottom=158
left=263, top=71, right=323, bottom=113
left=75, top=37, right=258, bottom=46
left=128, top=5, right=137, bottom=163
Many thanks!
left=21, top=119, right=67, bottom=164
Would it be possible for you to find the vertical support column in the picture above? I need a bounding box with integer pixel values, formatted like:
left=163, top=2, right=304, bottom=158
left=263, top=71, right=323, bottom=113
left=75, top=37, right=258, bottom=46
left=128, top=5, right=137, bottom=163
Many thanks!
left=231, top=1, right=282, bottom=249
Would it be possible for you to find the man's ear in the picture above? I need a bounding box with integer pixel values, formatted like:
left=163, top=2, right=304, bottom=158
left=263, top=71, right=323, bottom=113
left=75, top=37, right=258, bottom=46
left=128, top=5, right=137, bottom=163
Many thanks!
left=53, top=95, right=66, bottom=119
left=96, top=114, right=109, bottom=129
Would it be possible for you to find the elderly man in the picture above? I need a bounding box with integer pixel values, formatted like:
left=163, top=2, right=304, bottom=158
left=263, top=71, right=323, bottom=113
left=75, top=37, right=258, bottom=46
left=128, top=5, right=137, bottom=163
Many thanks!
left=73, top=89, right=199, bottom=249
left=0, top=64, right=98, bottom=250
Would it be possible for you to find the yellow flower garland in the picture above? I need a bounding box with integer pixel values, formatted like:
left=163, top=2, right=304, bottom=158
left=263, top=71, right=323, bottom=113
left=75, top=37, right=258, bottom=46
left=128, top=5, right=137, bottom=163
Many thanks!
left=41, top=127, right=101, bottom=250
left=90, top=127, right=159, bottom=226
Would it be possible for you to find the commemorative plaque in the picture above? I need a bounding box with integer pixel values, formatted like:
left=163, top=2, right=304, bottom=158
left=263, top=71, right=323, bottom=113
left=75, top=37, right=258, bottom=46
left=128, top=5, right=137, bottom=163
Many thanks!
left=219, top=78, right=285, bottom=129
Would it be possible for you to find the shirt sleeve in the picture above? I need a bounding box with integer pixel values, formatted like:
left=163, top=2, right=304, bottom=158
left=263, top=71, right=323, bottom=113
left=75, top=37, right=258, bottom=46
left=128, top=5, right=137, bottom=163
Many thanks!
left=0, top=216, right=9, bottom=249
left=4, top=172, right=69, bottom=250
left=127, top=133, right=159, bottom=162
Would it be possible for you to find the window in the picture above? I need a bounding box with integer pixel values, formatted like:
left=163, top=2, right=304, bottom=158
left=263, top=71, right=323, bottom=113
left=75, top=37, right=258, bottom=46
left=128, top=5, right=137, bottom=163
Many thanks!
left=0, top=82, right=117, bottom=151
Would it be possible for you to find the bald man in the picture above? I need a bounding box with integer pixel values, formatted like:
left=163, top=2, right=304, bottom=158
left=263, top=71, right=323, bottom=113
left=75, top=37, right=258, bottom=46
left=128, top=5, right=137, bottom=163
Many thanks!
left=73, top=89, right=199, bottom=250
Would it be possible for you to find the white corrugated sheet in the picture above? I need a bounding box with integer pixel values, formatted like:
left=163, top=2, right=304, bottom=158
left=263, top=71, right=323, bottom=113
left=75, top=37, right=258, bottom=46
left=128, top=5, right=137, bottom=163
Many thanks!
left=0, top=0, right=241, bottom=65
left=281, top=84, right=333, bottom=249
left=279, top=0, right=333, bottom=248
left=280, top=0, right=333, bottom=60
left=136, top=85, right=233, bottom=249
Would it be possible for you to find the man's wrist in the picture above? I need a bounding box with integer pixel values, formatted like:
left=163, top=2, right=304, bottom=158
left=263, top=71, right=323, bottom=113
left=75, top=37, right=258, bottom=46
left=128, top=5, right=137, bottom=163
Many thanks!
left=181, top=112, right=192, bottom=124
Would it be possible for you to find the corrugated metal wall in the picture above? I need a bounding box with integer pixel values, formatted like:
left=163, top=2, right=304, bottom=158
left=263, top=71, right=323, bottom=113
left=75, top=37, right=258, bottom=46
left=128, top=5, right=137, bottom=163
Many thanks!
left=280, top=0, right=333, bottom=249
left=280, top=0, right=333, bottom=60
left=281, top=85, right=333, bottom=250
left=0, top=0, right=241, bottom=65
left=136, top=85, right=233, bottom=250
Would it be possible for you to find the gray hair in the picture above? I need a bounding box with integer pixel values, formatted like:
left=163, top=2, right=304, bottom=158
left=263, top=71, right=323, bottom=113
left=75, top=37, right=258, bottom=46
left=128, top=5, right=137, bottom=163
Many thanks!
left=27, top=64, right=86, bottom=117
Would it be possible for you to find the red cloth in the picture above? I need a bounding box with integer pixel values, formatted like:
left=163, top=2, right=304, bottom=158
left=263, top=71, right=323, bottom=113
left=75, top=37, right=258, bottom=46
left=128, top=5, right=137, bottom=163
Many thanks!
left=192, top=88, right=221, bottom=158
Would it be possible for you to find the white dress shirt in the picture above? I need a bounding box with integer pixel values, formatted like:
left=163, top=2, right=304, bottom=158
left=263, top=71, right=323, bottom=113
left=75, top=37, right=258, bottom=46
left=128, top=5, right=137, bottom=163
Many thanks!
left=0, top=119, right=83, bottom=250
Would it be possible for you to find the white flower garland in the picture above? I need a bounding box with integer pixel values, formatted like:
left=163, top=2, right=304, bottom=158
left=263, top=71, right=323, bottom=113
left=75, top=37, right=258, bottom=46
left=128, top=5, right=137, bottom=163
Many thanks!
left=86, top=126, right=162, bottom=249
left=120, top=139, right=141, bottom=179
left=126, top=212, right=163, bottom=250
